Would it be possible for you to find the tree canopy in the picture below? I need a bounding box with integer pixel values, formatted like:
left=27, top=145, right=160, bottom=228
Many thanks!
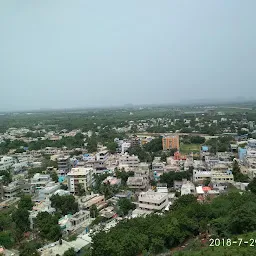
left=50, top=194, right=78, bottom=215
left=63, top=248, right=76, bottom=256
left=35, top=212, right=61, bottom=241
left=91, top=192, right=256, bottom=256
left=117, top=198, right=136, bottom=216
left=18, top=195, right=34, bottom=211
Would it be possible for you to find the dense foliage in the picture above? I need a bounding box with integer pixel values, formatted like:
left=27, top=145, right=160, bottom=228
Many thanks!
left=0, top=169, right=12, bottom=185
left=117, top=198, right=136, bottom=216
left=232, top=160, right=248, bottom=182
left=248, top=177, right=256, bottom=194
left=50, top=194, right=78, bottom=215
left=160, top=170, right=192, bottom=188
left=35, top=212, right=61, bottom=241
left=18, top=195, right=34, bottom=211
left=91, top=192, right=256, bottom=256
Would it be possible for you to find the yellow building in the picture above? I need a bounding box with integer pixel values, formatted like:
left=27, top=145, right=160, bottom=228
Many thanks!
left=162, top=135, right=179, bottom=150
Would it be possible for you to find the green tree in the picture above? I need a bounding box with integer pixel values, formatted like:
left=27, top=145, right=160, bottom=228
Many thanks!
left=36, top=212, right=61, bottom=241
left=172, top=194, right=197, bottom=211
left=63, top=248, right=76, bottom=256
left=232, top=160, right=248, bottom=182
left=248, top=177, right=256, bottom=194
left=19, top=242, right=40, bottom=256
left=190, top=136, right=206, bottom=144
left=118, top=198, right=136, bottom=216
left=60, top=183, right=68, bottom=190
left=0, top=231, right=15, bottom=249
left=50, top=194, right=78, bottom=215
left=115, top=170, right=134, bottom=185
left=160, top=171, right=192, bottom=188
left=50, top=171, right=59, bottom=183
left=203, top=178, right=211, bottom=186
left=144, top=137, right=163, bottom=152
left=90, top=204, right=99, bottom=218
left=77, top=183, right=86, bottom=196
left=0, top=169, right=12, bottom=185
left=18, top=195, right=34, bottom=211
left=12, top=208, right=30, bottom=232
left=87, top=138, right=97, bottom=153
left=229, top=202, right=256, bottom=234
left=106, top=142, right=118, bottom=153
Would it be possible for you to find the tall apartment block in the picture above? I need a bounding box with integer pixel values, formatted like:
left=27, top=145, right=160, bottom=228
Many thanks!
left=58, top=155, right=71, bottom=175
left=162, top=134, right=179, bottom=151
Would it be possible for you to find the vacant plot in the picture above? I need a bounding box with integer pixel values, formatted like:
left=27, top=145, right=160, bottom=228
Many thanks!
left=180, top=143, right=201, bottom=154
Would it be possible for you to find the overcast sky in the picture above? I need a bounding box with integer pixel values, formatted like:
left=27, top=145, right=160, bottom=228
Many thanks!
left=1, top=1, right=256, bottom=111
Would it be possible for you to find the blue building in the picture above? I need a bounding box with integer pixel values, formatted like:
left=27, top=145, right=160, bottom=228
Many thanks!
left=238, top=147, right=247, bottom=160
left=201, top=146, right=209, bottom=152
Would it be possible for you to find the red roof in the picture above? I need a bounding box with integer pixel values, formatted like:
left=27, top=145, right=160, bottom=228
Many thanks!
left=202, top=186, right=211, bottom=192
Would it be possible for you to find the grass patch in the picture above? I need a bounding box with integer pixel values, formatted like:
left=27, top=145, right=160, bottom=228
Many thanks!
left=180, top=143, right=201, bottom=154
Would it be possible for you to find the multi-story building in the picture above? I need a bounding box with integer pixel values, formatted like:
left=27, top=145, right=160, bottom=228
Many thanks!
left=205, top=156, right=219, bottom=169
left=130, top=136, right=140, bottom=148
left=83, top=154, right=96, bottom=162
left=162, top=135, right=179, bottom=151
left=134, top=163, right=150, bottom=179
left=127, top=177, right=147, bottom=190
left=31, top=173, right=52, bottom=190
left=78, top=194, right=106, bottom=210
left=96, top=150, right=109, bottom=163
left=121, top=142, right=131, bottom=154
left=67, top=167, right=93, bottom=194
left=3, top=181, right=22, bottom=199
left=246, top=148, right=256, bottom=158
left=36, top=182, right=61, bottom=201
left=152, top=157, right=165, bottom=177
left=181, top=181, right=196, bottom=196
left=193, top=170, right=212, bottom=183
left=138, top=191, right=168, bottom=212
left=70, top=210, right=90, bottom=227
left=43, top=147, right=59, bottom=155
left=211, top=170, right=234, bottom=183
left=119, top=153, right=140, bottom=169
left=58, top=155, right=71, bottom=175
left=140, top=136, right=154, bottom=146
left=0, top=156, right=15, bottom=171
left=245, top=158, right=256, bottom=179
left=248, top=139, right=256, bottom=148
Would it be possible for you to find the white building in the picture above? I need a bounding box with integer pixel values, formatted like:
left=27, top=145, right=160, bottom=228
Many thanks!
left=134, top=163, right=150, bottom=179
left=31, top=173, right=52, bottom=190
left=96, top=150, right=109, bottom=162
left=83, top=154, right=96, bottom=162
left=0, top=156, right=15, bottom=171
left=211, top=170, right=234, bottom=184
left=193, top=170, right=212, bottom=183
left=121, top=142, right=131, bottom=154
left=156, top=184, right=168, bottom=193
left=152, top=157, right=165, bottom=176
left=78, top=194, right=106, bottom=210
left=138, top=191, right=168, bottom=212
left=127, top=177, right=147, bottom=190
left=3, top=181, right=22, bottom=199
left=119, top=153, right=140, bottom=169
left=181, top=181, right=196, bottom=196
left=67, top=167, right=94, bottom=194
left=37, top=182, right=60, bottom=201
left=247, top=148, right=256, bottom=158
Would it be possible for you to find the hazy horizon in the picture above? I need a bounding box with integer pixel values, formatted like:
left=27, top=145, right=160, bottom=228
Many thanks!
left=1, top=1, right=256, bottom=111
